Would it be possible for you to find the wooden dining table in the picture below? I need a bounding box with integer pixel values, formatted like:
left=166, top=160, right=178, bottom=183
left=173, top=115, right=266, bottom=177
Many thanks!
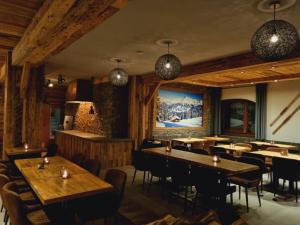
left=203, top=136, right=231, bottom=142
left=250, top=141, right=298, bottom=150
left=144, top=147, right=258, bottom=175
left=15, top=156, right=113, bottom=205
left=216, top=144, right=251, bottom=153
left=5, top=146, right=47, bottom=158
left=171, top=138, right=206, bottom=144
left=251, top=150, right=300, bottom=161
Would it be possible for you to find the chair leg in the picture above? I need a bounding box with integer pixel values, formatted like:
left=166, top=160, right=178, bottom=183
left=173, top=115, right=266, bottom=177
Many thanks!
left=148, top=175, right=153, bottom=192
left=282, top=180, right=286, bottom=192
left=230, top=192, right=233, bottom=206
left=245, top=187, right=249, bottom=213
left=296, top=181, right=298, bottom=203
left=142, top=171, right=146, bottom=190
left=132, top=169, right=137, bottom=185
left=256, top=186, right=261, bottom=207
left=184, top=186, right=188, bottom=212
left=261, top=175, right=263, bottom=193
left=0, top=204, right=3, bottom=212
left=238, top=185, right=241, bottom=200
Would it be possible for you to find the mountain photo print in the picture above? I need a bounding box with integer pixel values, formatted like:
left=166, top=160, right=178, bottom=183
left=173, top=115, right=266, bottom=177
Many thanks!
left=156, top=89, right=203, bottom=128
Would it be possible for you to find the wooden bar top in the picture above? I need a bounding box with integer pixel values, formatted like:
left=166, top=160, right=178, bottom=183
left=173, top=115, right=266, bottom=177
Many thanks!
left=251, top=151, right=300, bottom=161
left=250, top=141, right=298, bottom=150
left=15, top=156, right=113, bottom=205
left=144, top=148, right=258, bottom=175
left=55, top=130, right=133, bottom=142
left=5, top=147, right=47, bottom=156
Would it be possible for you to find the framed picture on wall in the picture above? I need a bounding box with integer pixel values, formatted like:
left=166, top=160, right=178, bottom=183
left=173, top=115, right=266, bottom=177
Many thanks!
left=154, top=88, right=204, bottom=129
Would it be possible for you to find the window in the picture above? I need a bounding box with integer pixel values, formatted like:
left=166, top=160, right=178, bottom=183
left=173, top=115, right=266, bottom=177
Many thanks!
left=221, top=99, right=255, bottom=136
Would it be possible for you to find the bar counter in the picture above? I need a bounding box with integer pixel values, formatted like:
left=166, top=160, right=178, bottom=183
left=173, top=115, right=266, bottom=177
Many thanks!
left=55, top=130, right=134, bottom=169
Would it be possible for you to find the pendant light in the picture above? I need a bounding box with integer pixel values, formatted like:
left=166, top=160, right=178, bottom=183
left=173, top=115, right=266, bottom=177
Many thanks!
left=155, top=41, right=181, bottom=80
left=109, top=59, right=128, bottom=86
left=251, top=1, right=299, bottom=61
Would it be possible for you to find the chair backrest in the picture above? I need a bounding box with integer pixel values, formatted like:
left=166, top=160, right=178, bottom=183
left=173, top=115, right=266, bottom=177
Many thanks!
left=173, top=145, right=188, bottom=151
left=242, top=152, right=266, bottom=163
left=169, top=159, right=190, bottom=179
left=235, top=143, right=252, bottom=151
left=81, top=158, right=101, bottom=176
left=210, top=146, right=227, bottom=155
left=237, top=156, right=266, bottom=177
left=272, top=157, right=300, bottom=180
left=71, top=153, right=86, bottom=166
left=0, top=174, right=10, bottom=192
left=2, top=182, right=30, bottom=225
left=219, top=153, right=235, bottom=161
left=191, top=149, right=209, bottom=155
left=105, top=169, right=127, bottom=205
left=203, top=140, right=216, bottom=151
left=47, top=143, right=58, bottom=157
left=132, top=150, right=149, bottom=170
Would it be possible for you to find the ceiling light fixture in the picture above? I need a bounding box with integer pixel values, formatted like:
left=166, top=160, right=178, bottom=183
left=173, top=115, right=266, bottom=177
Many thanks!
left=155, top=41, right=181, bottom=80
left=109, top=59, right=128, bottom=86
left=251, top=0, right=299, bottom=61
left=58, top=74, right=65, bottom=85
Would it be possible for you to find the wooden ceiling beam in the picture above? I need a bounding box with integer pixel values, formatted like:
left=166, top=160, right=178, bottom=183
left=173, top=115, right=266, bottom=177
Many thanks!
left=0, top=22, right=25, bottom=37
left=12, top=0, right=128, bottom=66
left=141, top=50, right=300, bottom=85
left=220, top=73, right=300, bottom=87
left=0, top=0, right=37, bottom=18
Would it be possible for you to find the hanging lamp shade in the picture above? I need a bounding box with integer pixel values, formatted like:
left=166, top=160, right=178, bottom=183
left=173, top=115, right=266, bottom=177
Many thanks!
left=109, top=67, right=128, bottom=86
left=251, top=20, right=299, bottom=61
left=155, top=54, right=181, bottom=80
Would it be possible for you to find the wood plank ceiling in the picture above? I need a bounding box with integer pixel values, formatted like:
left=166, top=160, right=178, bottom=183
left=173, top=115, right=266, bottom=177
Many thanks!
left=0, top=0, right=43, bottom=66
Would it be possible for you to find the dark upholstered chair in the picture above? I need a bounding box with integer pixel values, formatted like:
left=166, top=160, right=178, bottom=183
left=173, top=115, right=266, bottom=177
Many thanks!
left=228, top=156, right=265, bottom=212
left=147, top=154, right=171, bottom=193
left=272, top=157, right=300, bottom=202
left=141, top=139, right=162, bottom=149
left=192, top=166, right=235, bottom=208
left=74, top=169, right=127, bottom=225
left=71, top=153, right=86, bottom=166
left=2, top=182, right=51, bottom=225
left=191, top=149, right=209, bottom=155
left=169, top=159, right=196, bottom=210
left=219, top=153, right=236, bottom=161
left=46, top=143, right=58, bottom=157
left=131, top=150, right=150, bottom=189
left=81, top=158, right=101, bottom=176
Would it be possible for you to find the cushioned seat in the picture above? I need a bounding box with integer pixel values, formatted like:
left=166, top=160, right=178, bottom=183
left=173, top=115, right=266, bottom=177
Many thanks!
left=26, top=209, right=51, bottom=225
left=20, top=191, right=39, bottom=204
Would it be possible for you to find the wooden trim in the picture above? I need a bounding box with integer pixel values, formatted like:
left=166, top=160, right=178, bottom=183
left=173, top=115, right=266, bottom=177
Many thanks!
left=144, top=82, right=160, bottom=106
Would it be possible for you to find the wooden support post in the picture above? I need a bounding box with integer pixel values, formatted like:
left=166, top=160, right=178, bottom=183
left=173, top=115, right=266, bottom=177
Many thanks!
left=3, top=51, right=23, bottom=158
left=22, top=65, right=46, bottom=148
left=128, top=76, right=137, bottom=148
left=145, top=82, right=161, bottom=106
left=20, top=62, right=31, bottom=99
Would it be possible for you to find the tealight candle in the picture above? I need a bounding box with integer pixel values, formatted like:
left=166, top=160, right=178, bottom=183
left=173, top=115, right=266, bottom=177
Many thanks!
left=212, top=155, right=220, bottom=163
left=24, top=143, right=29, bottom=150
left=44, top=157, right=49, bottom=164
left=61, top=167, right=69, bottom=179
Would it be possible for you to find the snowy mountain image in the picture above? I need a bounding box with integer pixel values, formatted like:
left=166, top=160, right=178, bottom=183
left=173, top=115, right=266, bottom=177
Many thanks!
left=156, top=89, right=203, bottom=128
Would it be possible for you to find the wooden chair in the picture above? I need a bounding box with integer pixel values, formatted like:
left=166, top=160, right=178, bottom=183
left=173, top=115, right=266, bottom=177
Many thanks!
left=131, top=150, right=150, bottom=189
left=81, top=158, right=101, bottom=176
left=235, top=143, right=253, bottom=152
left=0, top=174, right=10, bottom=224
left=74, top=169, right=127, bottom=225
left=272, top=157, right=300, bottom=202
left=2, top=182, right=51, bottom=225
left=71, top=153, right=86, bottom=166
left=202, top=140, right=216, bottom=151
left=228, top=156, right=265, bottom=212
left=266, top=147, right=288, bottom=154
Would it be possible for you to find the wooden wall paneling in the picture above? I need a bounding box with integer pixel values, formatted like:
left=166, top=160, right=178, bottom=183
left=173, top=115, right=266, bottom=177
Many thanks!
left=128, top=76, right=137, bottom=147
left=20, top=62, right=30, bottom=99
